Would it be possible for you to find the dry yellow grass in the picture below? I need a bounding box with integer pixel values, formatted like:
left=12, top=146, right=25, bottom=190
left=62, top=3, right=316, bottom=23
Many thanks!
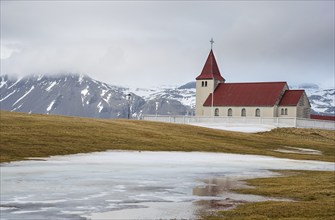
left=205, top=170, right=335, bottom=220
left=1, top=111, right=334, bottom=163
left=1, top=111, right=334, bottom=219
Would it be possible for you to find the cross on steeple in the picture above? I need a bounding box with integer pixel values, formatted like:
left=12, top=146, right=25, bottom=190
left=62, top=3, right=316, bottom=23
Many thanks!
left=210, top=38, right=214, bottom=49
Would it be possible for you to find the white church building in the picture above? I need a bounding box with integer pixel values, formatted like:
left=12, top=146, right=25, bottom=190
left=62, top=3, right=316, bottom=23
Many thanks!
left=195, top=49, right=311, bottom=119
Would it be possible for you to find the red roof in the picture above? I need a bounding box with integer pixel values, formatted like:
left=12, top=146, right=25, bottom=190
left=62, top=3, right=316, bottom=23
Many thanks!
left=310, top=114, right=335, bottom=121
left=196, top=49, right=225, bottom=81
left=203, top=82, right=287, bottom=106
left=278, top=90, right=304, bottom=106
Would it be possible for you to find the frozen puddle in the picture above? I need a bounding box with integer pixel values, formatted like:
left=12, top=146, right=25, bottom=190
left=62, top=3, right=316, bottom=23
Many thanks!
left=1, top=151, right=334, bottom=220
left=274, top=146, right=322, bottom=155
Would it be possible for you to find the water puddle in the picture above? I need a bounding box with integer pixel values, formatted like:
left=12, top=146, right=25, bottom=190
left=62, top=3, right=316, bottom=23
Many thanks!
left=1, top=151, right=333, bottom=219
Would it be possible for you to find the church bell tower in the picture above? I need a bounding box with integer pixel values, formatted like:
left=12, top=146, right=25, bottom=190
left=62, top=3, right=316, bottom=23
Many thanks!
left=195, top=39, right=225, bottom=116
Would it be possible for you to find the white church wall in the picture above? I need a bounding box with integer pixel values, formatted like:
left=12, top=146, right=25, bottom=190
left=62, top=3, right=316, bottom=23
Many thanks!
left=297, top=93, right=311, bottom=118
left=203, top=106, right=276, bottom=117
left=195, top=79, right=215, bottom=116
left=142, top=115, right=335, bottom=130
left=278, top=106, right=297, bottom=118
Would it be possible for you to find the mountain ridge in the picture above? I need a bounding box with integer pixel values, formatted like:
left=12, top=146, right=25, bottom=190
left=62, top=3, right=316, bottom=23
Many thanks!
left=0, top=74, right=333, bottom=118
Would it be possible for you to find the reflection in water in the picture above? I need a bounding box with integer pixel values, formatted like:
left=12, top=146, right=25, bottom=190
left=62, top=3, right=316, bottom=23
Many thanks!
left=193, top=177, right=236, bottom=196
left=193, top=177, right=247, bottom=216
left=192, top=176, right=293, bottom=217
left=1, top=151, right=333, bottom=220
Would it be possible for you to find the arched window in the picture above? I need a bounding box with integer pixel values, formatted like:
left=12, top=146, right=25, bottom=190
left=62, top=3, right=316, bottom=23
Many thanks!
left=215, top=108, right=219, bottom=116
left=205, top=81, right=207, bottom=87
left=281, top=108, right=284, bottom=115
left=201, top=81, right=204, bottom=87
left=285, top=108, right=288, bottom=115
left=228, top=108, right=232, bottom=116
left=255, top=108, right=260, bottom=117
left=241, top=108, right=246, bottom=117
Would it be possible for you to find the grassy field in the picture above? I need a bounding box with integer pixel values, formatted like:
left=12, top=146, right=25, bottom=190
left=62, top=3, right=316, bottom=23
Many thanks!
left=205, top=170, right=335, bottom=220
left=0, top=111, right=334, bottom=163
left=1, top=111, right=334, bottom=219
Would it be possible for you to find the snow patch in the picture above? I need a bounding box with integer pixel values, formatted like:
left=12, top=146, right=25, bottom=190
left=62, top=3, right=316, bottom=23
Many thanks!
left=47, top=100, right=56, bottom=112
left=101, top=89, right=108, bottom=97
left=11, top=103, right=23, bottom=111
left=101, top=93, right=112, bottom=104
left=81, top=86, right=89, bottom=106
left=0, top=80, right=7, bottom=88
left=12, top=86, right=35, bottom=106
left=97, top=102, right=103, bottom=113
left=8, top=78, right=22, bottom=90
left=81, top=87, right=89, bottom=96
left=189, top=123, right=275, bottom=133
left=37, top=75, right=44, bottom=81
left=46, top=81, right=57, bottom=91
left=79, top=74, right=84, bottom=84
left=128, top=88, right=160, bottom=100
left=274, top=147, right=322, bottom=155
left=128, top=86, right=196, bottom=109
left=0, top=90, right=16, bottom=102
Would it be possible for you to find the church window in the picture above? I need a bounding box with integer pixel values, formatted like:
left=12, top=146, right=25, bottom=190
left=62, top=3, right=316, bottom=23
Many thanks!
left=228, top=108, right=232, bottom=116
left=241, top=108, right=246, bottom=117
left=201, top=81, right=204, bottom=87
left=205, top=81, right=208, bottom=87
left=255, top=108, right=260, bottom=117
left=285, top=108, right=288, bottom=115
left=281, top=108, right=284, bottom=115
left=215, top=108, right=219, bottom=116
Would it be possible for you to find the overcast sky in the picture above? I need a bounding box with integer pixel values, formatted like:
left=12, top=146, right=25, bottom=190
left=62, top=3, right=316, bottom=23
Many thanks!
left=1, top=1, right=334, bottom=88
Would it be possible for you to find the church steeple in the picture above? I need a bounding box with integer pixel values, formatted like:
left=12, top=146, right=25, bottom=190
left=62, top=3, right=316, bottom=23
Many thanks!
left=195, top=42, right=226, bottom=116
left=195, top=49, right=225, bottom=82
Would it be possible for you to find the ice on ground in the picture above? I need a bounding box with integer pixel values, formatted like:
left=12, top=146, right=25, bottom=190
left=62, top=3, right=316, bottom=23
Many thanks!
left=1, top=151, right=333, bottom=220
left=190, top=123, right=275, bottom=133
left=275, top=147, right=322, bottom=155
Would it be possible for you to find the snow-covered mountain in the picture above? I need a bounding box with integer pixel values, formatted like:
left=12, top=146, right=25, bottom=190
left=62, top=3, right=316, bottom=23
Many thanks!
left=0, top=74, right=193, bottom=118
left=291, top=83, right=334, bottom=115
left=127, top=84, right=195, bottom=116
left=0, top=74, right=333, bottom=118
left=131, top=82, right=334, bottom=116
left=0, top=74, right=145, bottom=118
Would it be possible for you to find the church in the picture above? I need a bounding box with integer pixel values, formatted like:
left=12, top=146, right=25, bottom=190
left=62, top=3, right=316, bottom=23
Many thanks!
left=195, top=47, right=311, bottom=119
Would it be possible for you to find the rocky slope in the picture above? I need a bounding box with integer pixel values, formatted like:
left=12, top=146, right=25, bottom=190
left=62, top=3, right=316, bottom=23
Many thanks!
left=0, top=74, right=193, bottom=118
left=0, top=75, right=333, bottom=118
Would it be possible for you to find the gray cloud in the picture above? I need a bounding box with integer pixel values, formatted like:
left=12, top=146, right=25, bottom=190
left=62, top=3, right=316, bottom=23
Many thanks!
left=1, top=1, right=334, bottom=88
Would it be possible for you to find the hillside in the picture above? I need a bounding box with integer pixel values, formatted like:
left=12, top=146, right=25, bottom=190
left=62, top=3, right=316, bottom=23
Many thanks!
left=1, top=74, right=333, bottom=118
left=1, top=111, right=334, bottom=163
left=0, top=74, right=145, bottom=118
left=0, top=74, right=192, bottom=118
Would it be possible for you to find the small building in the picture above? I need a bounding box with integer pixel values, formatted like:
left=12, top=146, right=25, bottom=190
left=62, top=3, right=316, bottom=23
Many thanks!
left=195, top=49, right=311, bottom=118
